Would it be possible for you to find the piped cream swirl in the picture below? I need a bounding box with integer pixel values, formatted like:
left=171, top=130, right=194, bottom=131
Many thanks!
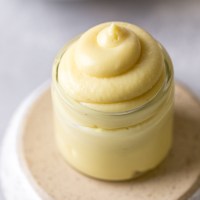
left=58, top=22, right=165, bottom=109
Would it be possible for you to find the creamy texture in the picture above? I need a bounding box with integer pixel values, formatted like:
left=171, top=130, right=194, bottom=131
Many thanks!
left=52, top=22, right=174, bottom=181
left=58, top=22, right=165, bottom=111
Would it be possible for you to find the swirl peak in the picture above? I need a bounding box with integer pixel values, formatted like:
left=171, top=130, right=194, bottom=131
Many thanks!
left=97, top=23, right=127, bottom=48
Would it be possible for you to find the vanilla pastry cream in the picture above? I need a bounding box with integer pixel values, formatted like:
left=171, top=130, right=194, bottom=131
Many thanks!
left=52, top=22, right=174, bottom=180
left=58, top=22, right=165, bottom=111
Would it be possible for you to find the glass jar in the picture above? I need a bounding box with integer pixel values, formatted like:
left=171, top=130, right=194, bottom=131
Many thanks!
left=51, top=43, right=174, bottom=181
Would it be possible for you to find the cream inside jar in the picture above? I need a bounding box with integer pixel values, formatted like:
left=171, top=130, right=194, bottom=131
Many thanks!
left=52, top=22, right=174, bottom=180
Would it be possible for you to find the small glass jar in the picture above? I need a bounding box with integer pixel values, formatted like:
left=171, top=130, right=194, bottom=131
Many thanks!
left=51, top=43, right=174, bottom=181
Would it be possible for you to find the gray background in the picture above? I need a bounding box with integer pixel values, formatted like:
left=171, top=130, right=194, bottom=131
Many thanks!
left=0, top=0, right=200, bottom=199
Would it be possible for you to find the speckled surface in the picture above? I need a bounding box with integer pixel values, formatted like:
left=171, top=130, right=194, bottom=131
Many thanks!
left=5, top=84, right=198, bottom=200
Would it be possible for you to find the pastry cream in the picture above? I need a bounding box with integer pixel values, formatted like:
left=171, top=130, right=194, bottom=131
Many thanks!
left=52, top=22, right=174, bottom=180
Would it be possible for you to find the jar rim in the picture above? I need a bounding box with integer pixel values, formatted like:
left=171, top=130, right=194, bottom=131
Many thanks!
left=52, top=44, right=173, bottom=117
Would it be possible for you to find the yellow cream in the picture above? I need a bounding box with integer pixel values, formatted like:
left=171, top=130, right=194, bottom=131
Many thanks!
left=52, top=22, right=174, bottom=180
left=58, top=22, right=165, bottom=109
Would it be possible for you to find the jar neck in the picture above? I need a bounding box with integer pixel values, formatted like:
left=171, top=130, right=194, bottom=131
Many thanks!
left=52, top=45, right=174, bottom=130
